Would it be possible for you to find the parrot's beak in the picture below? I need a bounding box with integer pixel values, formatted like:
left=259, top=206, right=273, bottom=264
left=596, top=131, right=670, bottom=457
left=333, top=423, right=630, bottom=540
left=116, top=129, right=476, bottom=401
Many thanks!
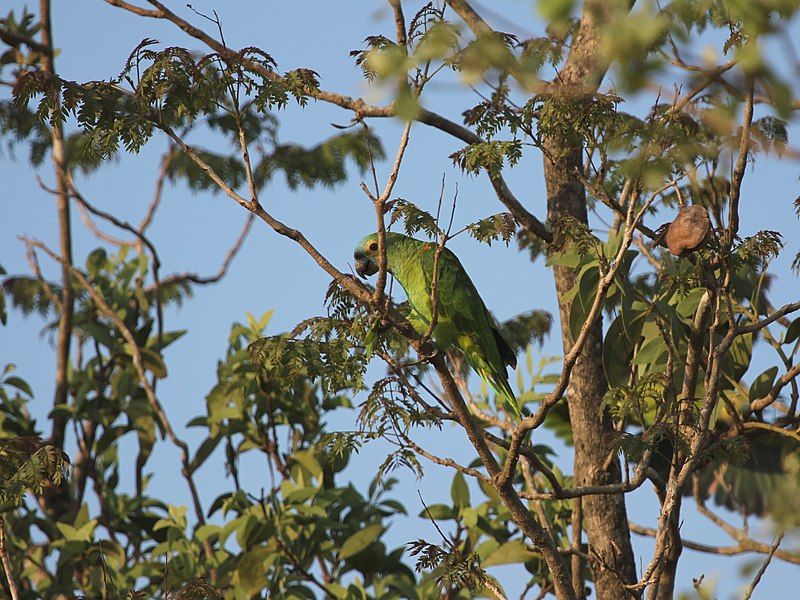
left=354, top=256, right=378, bottom=278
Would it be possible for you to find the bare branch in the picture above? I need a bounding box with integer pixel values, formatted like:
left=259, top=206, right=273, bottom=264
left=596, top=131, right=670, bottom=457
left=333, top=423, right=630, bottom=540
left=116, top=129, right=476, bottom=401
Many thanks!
left=728, top=77, right=754, bottom=242
left=375, top=121, right=413, bottom=305
left=518, top=465, right=654, bottom=501
left=66, top=175, right=162, bottom=270
left=23, top=242, right=62, bottom=313
left=65, top=175, right=168, bottom=352
left=387, top=0, right=407, bottom=46
left=75, top=199, right=128, bottom=247
left=154, top=213, right=255, bottom=290
left=743, top=533, right=785, bottom=600
left=667, top=60, right=738, bottom=115
left=445, top=0, right=493, bottom=37
left=138, top=148, right=174, bottom=234
left=630, top=522, right=799, bottom=565
left=737, top=301, right=800, bottom=335
left=750, top=362, right=800, bottom=411
left=571, top=497, right=586, bottom=600
left=397, top=429, right=489, bottom=483
left=102, top=0, right=160, bottom=17
left=0, top=517, right=20, bottom=600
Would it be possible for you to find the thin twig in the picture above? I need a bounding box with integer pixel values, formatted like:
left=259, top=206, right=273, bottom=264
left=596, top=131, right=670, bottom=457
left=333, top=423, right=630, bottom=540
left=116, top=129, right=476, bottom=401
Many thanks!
left=374, top=120, right=413, bottom=306
left=630, top=522, right=798, bottom=564
left=0, top=517, right=20, bottom=600
left=743, top=533, right=784, bottom=600
left=138, top=147, right=174, bottom=234
left=153, top=213, right=255, bottom=290
left=75, top=200, right=128, bottom=246
left=64, top=174, right=167, bottom=355
left=23, top=242, right=62, bottom=312
left=727, top=76, right=754, bottom=244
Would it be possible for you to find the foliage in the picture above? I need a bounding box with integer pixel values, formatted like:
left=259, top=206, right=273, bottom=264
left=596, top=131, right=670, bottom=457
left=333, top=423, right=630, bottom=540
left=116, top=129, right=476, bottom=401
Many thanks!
left=2, top=1, right=800, bottom=599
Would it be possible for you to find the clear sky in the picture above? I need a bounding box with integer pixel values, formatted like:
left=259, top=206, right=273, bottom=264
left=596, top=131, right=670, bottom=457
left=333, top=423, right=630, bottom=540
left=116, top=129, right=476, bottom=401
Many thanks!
left=1, top=1, right=798, bottom=598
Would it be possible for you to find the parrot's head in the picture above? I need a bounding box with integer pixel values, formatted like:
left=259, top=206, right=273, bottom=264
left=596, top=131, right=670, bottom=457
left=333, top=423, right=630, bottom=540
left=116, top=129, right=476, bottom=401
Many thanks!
left=353, top=233, right=380, bottom=278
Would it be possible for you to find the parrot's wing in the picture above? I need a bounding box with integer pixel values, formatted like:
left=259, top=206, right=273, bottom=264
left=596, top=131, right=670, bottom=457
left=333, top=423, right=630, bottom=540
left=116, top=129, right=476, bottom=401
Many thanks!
left=492, top=326, right=517, bottom=369
left=421, top=246, right=520, bottom=417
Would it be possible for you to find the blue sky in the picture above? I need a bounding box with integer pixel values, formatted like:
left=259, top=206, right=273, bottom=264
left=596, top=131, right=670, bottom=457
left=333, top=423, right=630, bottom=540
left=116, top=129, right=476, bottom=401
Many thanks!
left=1, top=1, right=798, bottom=597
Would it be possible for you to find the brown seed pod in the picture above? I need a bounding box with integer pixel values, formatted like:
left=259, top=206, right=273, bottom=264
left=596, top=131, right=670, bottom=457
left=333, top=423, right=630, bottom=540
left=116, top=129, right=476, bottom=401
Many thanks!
left=664, top=205, right=710, bottom=257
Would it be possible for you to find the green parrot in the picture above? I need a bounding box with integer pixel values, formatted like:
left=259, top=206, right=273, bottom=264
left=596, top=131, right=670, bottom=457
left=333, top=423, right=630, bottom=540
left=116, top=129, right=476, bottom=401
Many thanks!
left=354, top=232, right=520, bottom=418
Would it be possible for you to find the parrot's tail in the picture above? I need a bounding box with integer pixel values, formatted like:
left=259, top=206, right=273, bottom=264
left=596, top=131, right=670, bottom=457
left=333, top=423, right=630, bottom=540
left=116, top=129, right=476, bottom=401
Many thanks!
left=480, top=369, right=522, bottom=420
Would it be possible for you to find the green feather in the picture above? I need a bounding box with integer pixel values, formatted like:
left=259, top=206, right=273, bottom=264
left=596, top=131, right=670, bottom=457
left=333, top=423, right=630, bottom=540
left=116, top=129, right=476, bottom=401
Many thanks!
left=355, top=232, right=521, bottom=418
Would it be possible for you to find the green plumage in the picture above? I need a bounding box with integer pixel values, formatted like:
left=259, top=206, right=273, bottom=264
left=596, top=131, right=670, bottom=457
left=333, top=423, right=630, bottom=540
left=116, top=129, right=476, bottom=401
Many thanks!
left=354, top=232, right=520, bottom=418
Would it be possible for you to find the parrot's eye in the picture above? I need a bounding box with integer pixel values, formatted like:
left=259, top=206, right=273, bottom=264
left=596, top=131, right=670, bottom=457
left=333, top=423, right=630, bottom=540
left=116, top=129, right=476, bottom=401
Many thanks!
left=368, top=242, right=379, bottom=252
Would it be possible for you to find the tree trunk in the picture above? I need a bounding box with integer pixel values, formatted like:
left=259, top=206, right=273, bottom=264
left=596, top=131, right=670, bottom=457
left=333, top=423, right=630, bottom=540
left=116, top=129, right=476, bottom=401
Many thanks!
left=40, top=0, right=75, bottom=520
left=544, top=142, right=638, bottom=598
left=538, top=1, right=640, bottom=596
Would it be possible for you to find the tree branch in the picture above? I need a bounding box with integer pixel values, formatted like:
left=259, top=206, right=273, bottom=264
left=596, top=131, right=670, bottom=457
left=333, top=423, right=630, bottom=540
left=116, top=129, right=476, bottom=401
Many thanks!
left=137, top=147, right=174, bottom=234
left=743, top=533, right=784, bottom=600
left=0, top=517, right=20, bottom=600
left=387, top=0, right=407, bottom=47
left=374, top=120, right=412, bottom=306
left=728, top=77, right=754, bottom=242
left=750, top=362, right=800, bottom=411
left=40, top=0, right=74, bottom=459
left=737, top=301, right=800, bottom=335
left=153, top=213, right=255, bottom=290
left=630, top=522, right=798, bottom=564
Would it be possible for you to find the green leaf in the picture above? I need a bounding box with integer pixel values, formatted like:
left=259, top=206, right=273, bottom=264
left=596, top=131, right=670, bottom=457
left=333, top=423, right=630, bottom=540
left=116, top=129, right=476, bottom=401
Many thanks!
left=749, top=367, right=779, bottom=402
left=56, top=519, right=96, bottom=543
left=545, top=248, right=581, bottom=268
left=395, top=87, right=421, bottom=120
left=725, top=333, right=753, bottom=382
left=146, top=328, right=187, bottom=351
left=568, top=266, right=599, bottom=341
left=482, top=539, right=536, bottom=567
left=603, top=317, right=632, bottom=388
left=676, top=288, right=707, bottom=321
left=340, top=524, right=384, bottom=559
left=325, top=583, right=349, bottom=600
left=539, top=0, right=575, bottom=22
left=785, top=317, right=800, bottom=345
left=292, top=450, right=323, bottom=481
left=451, top=472, right=470, bottom=510
left=631, top=338, right=667, bottom=366
left=82, top=322, right=116, bottom=349
left=194, top=524, right=221, bottom=543
left=190, top=436, right=221, bottom=473
left=123, top=343, right=168, bottom=378
left=0, top=287, right=6, bottom=326
left=2, top=376, right=33, bottom=398
left=417, top=503, right=456, bottom=520
left=237, top=546, right=271, bottom=597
